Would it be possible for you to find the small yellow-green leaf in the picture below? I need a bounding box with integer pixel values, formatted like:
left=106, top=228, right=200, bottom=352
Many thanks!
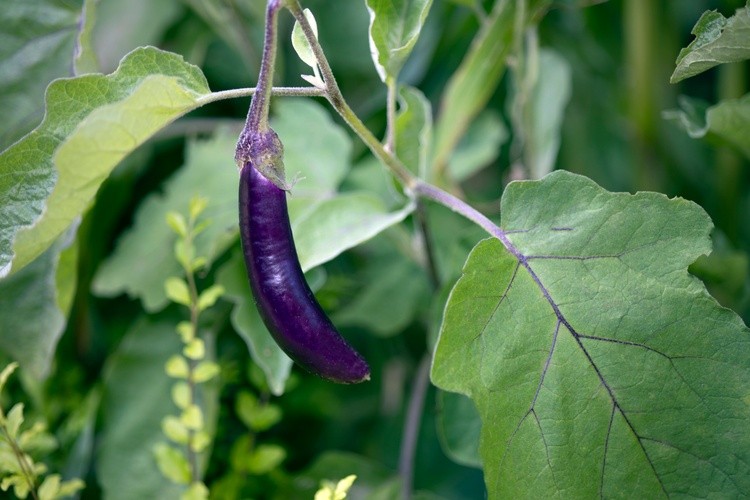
left=291, top=8, right=319, bottom=69
left=183, top=338, right=205, bottom=360
left=6, top=403, right=24, bottom=439
left=197, top=285, right=224, bottom=312
left=162, top=415, right=189, bottom=444
left=190, top=431, right=210, bottom=453
left=153, top=442, right=191, bottom=485
left=181, top=481, right=209, bottom=500
left=181, top=404, right=204, bottom=430
left=164, top=277, right=191, bottom=307
left=190, top=257, right=208, bottom=273
left=188, top=196, right=208, bottom=222
left=174, top=240, right=194, bottom=271
left=171, top=382, right=191, bottom=410
left=165, top=355, right=190, bottom=379
left=57, top=478, right=85, bottom=498
left=166, top=212, right=188, bottom=237
left=37, top=473, right=61, bottom=500
left=192, top=361, right=219, bottom=383
left=235, top=391, right=282, bottom=432
left=246, top=444, right=286, bottom=475
left=0, top=362, right=18, bottom=394
left=176, top=321, right=194, bottom=343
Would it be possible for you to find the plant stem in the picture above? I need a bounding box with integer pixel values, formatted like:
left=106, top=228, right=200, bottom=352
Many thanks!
left=398, top=354, right=431, bottom=500
left=183, top=234, right=201, bottom=482
left=242, top=0, right=284, bottom=134
left=196, top=86, right=325, bottom=106
left=283, top=0, right=514, bottom=252
left=1, top=426, right=39, bottom=500
left=414, top=201, right=440, bottom=289
left=285, top=1, right=415, bottom=188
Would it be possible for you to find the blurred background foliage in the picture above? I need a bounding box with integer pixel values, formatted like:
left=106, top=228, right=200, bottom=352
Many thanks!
left=0, top=0, right=748, bottom=498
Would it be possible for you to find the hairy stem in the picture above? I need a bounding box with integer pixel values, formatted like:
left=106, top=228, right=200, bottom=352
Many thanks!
left=196, top=86, right=325, bottom=106
left=398, top=355, right=431, bottom=500
left=242, top=0, right=284, bottom=134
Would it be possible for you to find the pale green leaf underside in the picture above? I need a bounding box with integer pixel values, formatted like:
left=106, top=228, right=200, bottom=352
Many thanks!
left=366, top=0, right=434, bottom=82
left=432, top=170, right=750, bottom=497
left=395, top=85, right=432, bottom=178
left=0, top=46, right=211, bottom=279
left=293, top=192, right=415, bottom=272
left=0, top=226, right=76, bottom=380
left=665, top=94, right=750, bottom=161
left=671, top=2, right=750, bottom=83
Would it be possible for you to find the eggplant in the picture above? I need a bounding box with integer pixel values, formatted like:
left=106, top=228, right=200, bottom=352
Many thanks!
left=238, top=155, right=370, bottom=384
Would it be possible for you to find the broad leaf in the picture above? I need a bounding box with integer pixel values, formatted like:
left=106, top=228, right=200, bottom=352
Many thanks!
left=431, top=0, right=516, bottom=173
left=93, top=130, right=240, bottom=312
left=671, top=2, right=750, bottom=83
left=664, top=94, right=750, bottom=161
left=334, top=258, right=430, bottom=337
left=448, top=111, right=507, bottom=182
left=366, top=0, right=434, bottom=82
left=0, top=46, right=211, bottom=279
left=0, top=0, right=80, bottom=149
left=511, top=49, right=572, bottom=179
left=293, top=192, right=415, bottom=272
left=432, top=170, right=750, bottom=497
left=215, top=251, right=292, bottom=397
left=97, top=318, right=187, bottom=499
left=395, top=85, right=432, bottom=178
left=0, top=225, right=77, bottom=380
left=436, top=391, right=481, bottom=468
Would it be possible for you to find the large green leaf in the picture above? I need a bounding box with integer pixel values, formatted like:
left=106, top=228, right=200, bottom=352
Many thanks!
left=97, top=317, right=189, bottom=499
left=665, top=94, right=750, bottom=161
left=293, top=193, right=414, bottom=272
left=0, top=0, right=80, bottom=149
left=365, top=0, right=434, bottom=82
left=93, top=130, right=240, bottom=312
left=0, top=46, right=211, bottom=279
left=0, top=226, right=76, bottom=380
left=431, top=170, right=750, bottom=497
left=671, top=2, right=750, bottom=83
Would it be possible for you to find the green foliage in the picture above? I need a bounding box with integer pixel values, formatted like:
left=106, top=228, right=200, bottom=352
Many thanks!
left=432, top=171, right=750, bottom=497
left=366, top=0, right=434, bottom=82
left=0, top=46, right=211, bottom=278
left=0, top=363, right=84, bottom=500
left=671, top=1, right=750, bottom=83
left=0, top=1, right=748, bottom=498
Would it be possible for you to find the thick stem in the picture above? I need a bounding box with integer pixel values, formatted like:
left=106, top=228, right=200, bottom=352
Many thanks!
left=398, top=355, right=431, bottom=500
left=242, top=0, right=283, bottom=134
left=196, top=86, right=324, bottom=106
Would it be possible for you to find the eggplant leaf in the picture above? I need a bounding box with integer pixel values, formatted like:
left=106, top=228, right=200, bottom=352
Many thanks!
left=432, top=170, right=750, bottom=497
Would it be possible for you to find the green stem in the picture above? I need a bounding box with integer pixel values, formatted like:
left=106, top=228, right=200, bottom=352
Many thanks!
left=1, top=426, right=39, bottom=500
left=183, top=232, right=201, bottom=482
left=285, top=1, right=416, bottom=188
left=196, top=86, right=325, bottom=106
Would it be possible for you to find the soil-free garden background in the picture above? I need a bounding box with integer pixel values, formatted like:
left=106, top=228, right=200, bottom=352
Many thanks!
left=1, top=0, right=749, bottom=498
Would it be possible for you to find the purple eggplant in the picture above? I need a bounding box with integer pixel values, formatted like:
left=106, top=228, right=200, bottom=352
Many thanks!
left=238, top=156, right=370, bottom=384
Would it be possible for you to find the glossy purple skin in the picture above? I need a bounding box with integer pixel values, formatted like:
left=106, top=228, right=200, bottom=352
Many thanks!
left=239, top=161, right=370, bottom=383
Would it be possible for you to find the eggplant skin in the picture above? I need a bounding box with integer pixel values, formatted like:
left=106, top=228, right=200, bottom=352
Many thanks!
left=239, top=161, right=370, bottom=384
